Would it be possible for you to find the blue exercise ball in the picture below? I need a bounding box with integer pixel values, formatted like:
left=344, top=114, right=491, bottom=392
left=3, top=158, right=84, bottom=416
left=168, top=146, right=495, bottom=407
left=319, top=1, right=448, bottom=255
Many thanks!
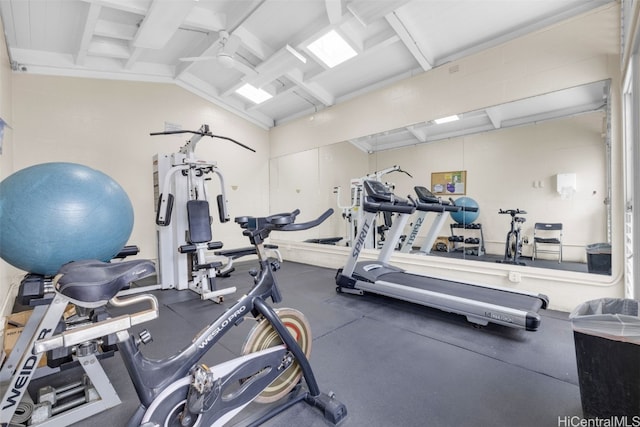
left=0, top=162, right=134, bottom=275
left=450, top=197, right=480, bottom=225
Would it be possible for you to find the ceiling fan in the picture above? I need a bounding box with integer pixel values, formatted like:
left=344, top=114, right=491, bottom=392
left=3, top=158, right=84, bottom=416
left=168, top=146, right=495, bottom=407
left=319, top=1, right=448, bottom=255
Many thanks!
left=179, top=30, right=242, bottom=68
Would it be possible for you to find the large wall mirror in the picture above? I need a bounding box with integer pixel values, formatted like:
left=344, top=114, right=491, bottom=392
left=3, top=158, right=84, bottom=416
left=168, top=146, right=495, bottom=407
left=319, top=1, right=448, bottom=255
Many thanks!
left=269, top=79, right=611, bottom=275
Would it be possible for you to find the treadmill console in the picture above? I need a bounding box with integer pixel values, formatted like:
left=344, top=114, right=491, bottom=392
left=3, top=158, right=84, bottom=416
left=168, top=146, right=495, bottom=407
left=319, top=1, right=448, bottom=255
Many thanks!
left=363, top=180, right=393, bottom=202
left=414, top=186, right=440, bottom=204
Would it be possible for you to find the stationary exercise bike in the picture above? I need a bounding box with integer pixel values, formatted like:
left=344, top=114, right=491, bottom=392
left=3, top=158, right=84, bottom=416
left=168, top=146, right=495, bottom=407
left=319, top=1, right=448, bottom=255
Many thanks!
left=497, top=208, right=527, bottom=265
left=1, top=209, right=347, bottom=427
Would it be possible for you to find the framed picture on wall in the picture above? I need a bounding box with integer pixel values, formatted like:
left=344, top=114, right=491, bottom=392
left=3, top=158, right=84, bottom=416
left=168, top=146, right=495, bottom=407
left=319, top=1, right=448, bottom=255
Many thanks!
left=431, top=170, right=467, bottom=195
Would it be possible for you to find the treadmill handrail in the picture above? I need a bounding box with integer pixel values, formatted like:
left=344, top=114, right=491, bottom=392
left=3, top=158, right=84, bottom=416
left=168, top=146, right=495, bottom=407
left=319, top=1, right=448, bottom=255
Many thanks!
left=408, top=195, right=459, bottom=213
left=363, top=197, right=416, bottom=214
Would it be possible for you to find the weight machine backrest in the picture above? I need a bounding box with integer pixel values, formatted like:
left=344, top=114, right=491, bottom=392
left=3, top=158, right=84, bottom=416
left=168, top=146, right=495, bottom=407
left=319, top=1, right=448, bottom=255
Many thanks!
left=187, top=200, right=212, bottom=244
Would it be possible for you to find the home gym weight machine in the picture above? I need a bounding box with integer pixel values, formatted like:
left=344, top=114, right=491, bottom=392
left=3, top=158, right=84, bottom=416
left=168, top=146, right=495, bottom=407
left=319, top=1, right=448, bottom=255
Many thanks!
left=152, top=124, right=279, bottom=302
left=334, top=165, right=412, bottom=248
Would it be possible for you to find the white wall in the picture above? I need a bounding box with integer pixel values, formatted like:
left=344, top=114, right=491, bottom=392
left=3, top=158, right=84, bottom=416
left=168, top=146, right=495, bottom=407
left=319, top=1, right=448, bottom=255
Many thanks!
left=268, top=3, right=623, bottom=312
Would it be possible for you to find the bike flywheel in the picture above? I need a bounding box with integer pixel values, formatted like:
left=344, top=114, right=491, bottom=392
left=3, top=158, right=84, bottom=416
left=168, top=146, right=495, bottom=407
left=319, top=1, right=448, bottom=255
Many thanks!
left=241, top=308, right=312, bottom=403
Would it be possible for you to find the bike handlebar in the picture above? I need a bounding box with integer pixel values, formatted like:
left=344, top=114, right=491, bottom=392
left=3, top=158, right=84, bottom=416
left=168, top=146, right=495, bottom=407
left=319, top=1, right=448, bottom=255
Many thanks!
left=278, top=208, right=334, bottom=231
left=236, top=209, right=334, bottom=233
left=498, top=208, right=527, bottom=215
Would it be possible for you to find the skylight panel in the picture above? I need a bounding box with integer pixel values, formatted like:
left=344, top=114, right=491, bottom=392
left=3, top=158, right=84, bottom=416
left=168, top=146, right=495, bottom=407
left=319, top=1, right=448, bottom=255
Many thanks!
left=235, top=83, right=273, bottom=104
left=307, top=30, right=358, bottom=68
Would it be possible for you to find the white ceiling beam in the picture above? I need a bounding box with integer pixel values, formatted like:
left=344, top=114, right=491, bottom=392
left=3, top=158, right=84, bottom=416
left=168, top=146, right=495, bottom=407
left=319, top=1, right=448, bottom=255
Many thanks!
left=232, top=60, right=260, bottom=79
left=406, top=124, right=428, bottom=142
left=75, top=2, right=101, bottom=66
left=305, top=31, right=401, bottom=82
left=233, top=26, right=274, bottom=60
left=10, top=48, right=176, bottom=81
left=125, top=47, right=143, bottom=69
left=286, top=68, right=334, bottom=106
left=132, top=0, right=194, bottom=49
left=347, top=0, right=411, bottom=26
left=244, top=45, right=307, bottom=89
left=176, top=74, right=274, bottom=129
left=81, top=0, right=147, bottom=16
left=183, top=7, right=226, bottom=32
left=325, top=0, right=343, bottom=24
left=88, top=39, right=130, bottom=59
left=485, top=108, right=503, bottom=129
left=385, top=12, right=432, bottom=71
left=348, top=138, right=374, bottom=154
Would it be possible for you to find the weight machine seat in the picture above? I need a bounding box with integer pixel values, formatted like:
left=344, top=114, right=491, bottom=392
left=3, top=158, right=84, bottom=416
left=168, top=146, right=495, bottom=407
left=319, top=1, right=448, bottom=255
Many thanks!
left=56, top=259, right=156, bottom=303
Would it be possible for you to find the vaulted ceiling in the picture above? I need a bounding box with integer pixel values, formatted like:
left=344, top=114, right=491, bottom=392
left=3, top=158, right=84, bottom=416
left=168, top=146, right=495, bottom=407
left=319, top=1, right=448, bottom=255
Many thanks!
left=0, top=0, right=614, bottom=129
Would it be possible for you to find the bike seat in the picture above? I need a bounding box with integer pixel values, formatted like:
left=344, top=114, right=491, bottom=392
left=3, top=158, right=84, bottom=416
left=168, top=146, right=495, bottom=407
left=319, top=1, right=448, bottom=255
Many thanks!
left=56, top=259, right=156, bottom=303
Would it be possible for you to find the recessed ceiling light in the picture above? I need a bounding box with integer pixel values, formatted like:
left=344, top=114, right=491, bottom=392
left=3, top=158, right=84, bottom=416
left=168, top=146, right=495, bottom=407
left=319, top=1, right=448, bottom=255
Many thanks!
left=235, top=83, right=273, bottom=104
left=307, top=29, right=357, bottom=68
left=433, top=114, right=460, bottom=124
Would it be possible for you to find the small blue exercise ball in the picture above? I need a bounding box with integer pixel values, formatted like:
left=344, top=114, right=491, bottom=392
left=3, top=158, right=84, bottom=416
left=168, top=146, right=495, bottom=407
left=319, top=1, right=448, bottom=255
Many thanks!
left=0, top=162, right=134, bottom=275
left=450, top=197, right=480, bottom=225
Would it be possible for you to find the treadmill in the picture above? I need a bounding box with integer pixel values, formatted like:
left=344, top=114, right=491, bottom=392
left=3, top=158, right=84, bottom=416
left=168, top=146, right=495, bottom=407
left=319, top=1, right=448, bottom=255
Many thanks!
left=400, top=186, right=462, bottom=254
left=335, top=180, right=549, bottom=331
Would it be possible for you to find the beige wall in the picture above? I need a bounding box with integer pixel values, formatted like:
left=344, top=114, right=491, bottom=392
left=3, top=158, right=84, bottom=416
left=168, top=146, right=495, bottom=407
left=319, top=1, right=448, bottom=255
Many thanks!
left=268, top=3, right=623, bottom=312
left=0, top=18, right=16, bottom=318
left=269, top=139, right=370, bottom=241
left=369, top=111, right=608, bottom=262
left=10, top=75, right=270, bottom=249
left=1, top=75, right=269, bottom=317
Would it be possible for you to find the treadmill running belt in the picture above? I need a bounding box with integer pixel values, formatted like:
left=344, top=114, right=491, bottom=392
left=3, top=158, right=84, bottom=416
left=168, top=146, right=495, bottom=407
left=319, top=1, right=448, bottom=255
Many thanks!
left=377, top=272, right=545, bottom=312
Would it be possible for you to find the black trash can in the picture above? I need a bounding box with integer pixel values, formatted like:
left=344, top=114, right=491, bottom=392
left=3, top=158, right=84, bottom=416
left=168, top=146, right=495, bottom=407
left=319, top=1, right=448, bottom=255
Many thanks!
left=585, top=243, right=611, bottom=275
left=570, top=299, right=640, bottom=418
